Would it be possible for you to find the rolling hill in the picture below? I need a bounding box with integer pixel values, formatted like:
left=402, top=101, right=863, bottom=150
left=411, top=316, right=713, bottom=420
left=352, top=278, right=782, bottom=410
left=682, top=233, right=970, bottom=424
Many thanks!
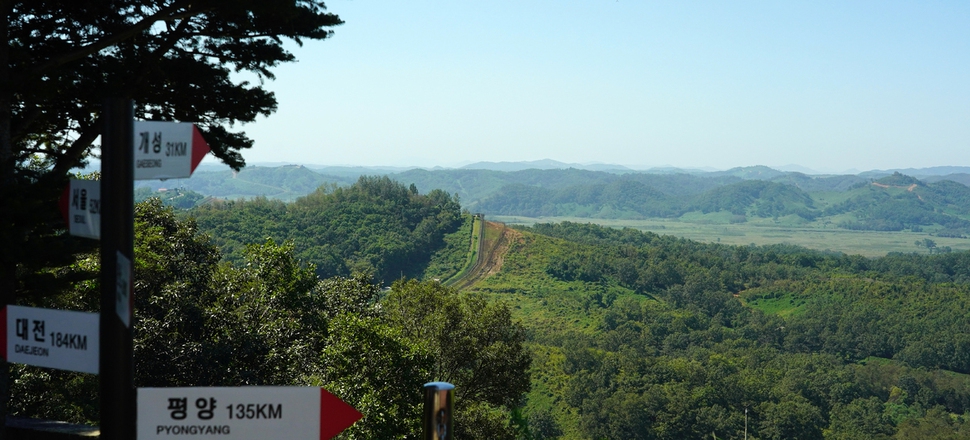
left=136, top=163, right=970, bottom=235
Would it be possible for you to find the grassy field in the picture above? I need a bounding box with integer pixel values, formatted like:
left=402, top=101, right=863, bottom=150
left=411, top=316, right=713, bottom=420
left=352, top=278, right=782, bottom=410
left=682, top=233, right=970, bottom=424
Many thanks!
left=489, top=215, right=970, bottom=257
left=742, top=292, right=809, bottom=318
left=442, top=214, right=482, bottom=286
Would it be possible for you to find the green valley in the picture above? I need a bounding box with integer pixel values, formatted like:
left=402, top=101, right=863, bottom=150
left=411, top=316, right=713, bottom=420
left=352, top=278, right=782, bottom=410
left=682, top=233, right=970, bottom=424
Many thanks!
left=137, top=165, right=970, bottom=257
left=22, top=173, right=970, bottom=439
left=465, top=221, right=970, bottom=439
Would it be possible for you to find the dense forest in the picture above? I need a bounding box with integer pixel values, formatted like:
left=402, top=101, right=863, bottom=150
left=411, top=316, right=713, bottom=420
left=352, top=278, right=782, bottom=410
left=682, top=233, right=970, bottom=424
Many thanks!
left=15, top=199, right=528, bottom=439
left=27, top=174, right=970, bottom=439
left=187, top=176, right=463, bottom=284
left=467, top=221, right=970, bottom=439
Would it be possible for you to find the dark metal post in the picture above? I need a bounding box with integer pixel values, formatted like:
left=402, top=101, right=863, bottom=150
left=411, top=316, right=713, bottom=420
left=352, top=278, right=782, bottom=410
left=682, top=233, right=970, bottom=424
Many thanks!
left=423, top=382, right=454, bottom=440
left=99, top=99, right=135, bottom=440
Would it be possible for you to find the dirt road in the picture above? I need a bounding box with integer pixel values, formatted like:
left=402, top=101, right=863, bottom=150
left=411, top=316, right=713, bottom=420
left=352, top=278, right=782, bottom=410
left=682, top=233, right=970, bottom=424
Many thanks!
left=450, top=221, right=518, bottom=290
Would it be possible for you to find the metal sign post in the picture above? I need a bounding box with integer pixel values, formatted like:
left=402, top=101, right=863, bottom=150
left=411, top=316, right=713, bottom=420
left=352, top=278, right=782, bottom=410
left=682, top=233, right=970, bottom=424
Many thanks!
left=423, top=382, right=454, bottom=440
left=99, top=98, right=135, bottom=440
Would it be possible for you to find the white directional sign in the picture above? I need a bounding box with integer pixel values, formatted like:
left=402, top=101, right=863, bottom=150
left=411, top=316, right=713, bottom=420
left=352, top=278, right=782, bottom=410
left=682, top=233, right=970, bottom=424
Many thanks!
left=133, top=121, right=210, bottom=181
left=137, top=387, right=362, bottom=440
left=2, top=305, right=99, bottom=374
left=60, top=178, right=101, bottom=239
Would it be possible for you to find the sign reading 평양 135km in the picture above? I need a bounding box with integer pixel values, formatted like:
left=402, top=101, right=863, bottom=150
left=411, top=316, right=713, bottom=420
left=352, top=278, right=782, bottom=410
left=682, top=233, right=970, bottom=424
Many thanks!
left=1, top=305, right=99, bottom=374
left=133, top=121, right=210, bottom=181
left=137, top=387, right=362, bottom=440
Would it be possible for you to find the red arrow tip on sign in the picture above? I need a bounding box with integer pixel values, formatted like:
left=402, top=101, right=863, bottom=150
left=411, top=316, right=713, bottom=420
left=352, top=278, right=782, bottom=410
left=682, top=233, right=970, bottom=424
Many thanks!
left=190, top=125, right=211, bottom=174
left=319, top=389, right=362, bottom=440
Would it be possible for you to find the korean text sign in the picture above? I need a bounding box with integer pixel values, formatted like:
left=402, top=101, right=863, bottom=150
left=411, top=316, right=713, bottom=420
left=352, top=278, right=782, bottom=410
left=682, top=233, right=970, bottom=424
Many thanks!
left=2, top=305, right=99, bottom=374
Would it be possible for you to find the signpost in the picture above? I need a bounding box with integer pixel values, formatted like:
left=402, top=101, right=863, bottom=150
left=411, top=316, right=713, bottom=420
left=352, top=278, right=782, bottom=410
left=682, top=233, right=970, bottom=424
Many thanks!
left=133, top=121, right=210, bottom=181
left=100, top=98, right=136, bottom=440
left=40, top=110, right=363, bottom=439
left=59, top=121, right=210, bottom=241
left=1, top=305, right=99, bottom=374
left=137, top=387, right=362, bottom=440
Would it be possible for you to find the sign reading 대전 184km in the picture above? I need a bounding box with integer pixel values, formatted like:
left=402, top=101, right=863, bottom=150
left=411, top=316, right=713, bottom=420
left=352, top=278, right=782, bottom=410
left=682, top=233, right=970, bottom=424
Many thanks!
left=137, top=387, right=362, bottom=440
left=1, top=305, right=99, bottom=374
left=133, top=121, right=210, bottom=181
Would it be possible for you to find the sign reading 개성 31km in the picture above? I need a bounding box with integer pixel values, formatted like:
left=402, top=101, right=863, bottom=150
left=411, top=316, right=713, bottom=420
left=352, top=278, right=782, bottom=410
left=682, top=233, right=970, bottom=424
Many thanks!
left=1, top=305, right=99, bottom=374
left=133, top=121, right=210, bottom=181
left=58, top=121, right=211, bottom=240
left=137, top=387, right=362, bottom=440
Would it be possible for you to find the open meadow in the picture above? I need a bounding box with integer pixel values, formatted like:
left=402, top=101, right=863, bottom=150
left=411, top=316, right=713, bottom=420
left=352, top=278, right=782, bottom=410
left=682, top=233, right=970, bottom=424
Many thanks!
left=490, top=215, right=970, bottom=257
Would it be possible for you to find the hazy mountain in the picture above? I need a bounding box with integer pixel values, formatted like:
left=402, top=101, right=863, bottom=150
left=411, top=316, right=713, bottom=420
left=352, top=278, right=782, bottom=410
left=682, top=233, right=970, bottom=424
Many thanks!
left=136, top=165, right=352, bottom=201
left=923, top=173, right=970, bottom=187
left=642, top=166, right=716, bottom=174
left=303, top=165, right=420, bottom=179
left=128, top=162, right=970, bottom=234
left=709, top=165, right=789, bottom=180
left=462, top=159, right=574, bottom=171
left=460, top=159, right=635, bottom=173
left=774, top=164, right=821, bottom=174
left=769, top=172, right=867, bottom=192
left=859, top=166, right=970, bottom=179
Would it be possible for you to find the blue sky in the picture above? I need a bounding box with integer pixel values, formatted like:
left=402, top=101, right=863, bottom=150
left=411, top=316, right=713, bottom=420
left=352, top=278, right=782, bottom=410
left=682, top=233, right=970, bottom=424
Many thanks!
left=230, top=1, right=970, bottom=173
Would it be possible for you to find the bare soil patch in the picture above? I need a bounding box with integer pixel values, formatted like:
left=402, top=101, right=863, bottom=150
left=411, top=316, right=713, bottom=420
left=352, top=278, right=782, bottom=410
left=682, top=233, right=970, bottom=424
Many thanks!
left=451, top=221, right=520, bottom=290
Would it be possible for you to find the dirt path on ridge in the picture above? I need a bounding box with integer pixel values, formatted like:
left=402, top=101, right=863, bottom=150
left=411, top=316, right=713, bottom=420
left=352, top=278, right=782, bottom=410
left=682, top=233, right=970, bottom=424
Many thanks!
left=451, top=221, right=519, bottom=291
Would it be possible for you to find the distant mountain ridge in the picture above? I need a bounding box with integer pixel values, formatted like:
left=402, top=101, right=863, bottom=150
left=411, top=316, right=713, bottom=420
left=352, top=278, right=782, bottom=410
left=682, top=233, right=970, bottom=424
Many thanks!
left=460, top=159, right=635, bottom=173
left=134, top=162, right=970, bottom=234
left=860, top=166, right=970, bottom=178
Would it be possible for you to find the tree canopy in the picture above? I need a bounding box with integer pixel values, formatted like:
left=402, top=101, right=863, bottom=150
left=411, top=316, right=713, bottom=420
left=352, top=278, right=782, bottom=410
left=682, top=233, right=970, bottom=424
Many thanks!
left=12, top=199, right=532, bottom=439
left=1, top=0, right=342, bottom=303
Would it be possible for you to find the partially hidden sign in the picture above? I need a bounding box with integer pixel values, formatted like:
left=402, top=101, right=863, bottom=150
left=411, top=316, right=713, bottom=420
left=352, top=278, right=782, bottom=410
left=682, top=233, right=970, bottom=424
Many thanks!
left=134, top=121, right=210, bottom=181
left=116, top=251, right=133, bottom=328
left=137, top=387, right=362, bottom=440
left=1, top=305, right=99, bottom=374
left=59, top=178, right=101, bottom=240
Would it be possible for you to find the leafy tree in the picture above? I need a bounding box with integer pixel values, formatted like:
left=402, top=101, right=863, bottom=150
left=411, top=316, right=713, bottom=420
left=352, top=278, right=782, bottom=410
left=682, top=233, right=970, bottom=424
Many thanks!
left=1, top=4, right=342, bottom=427
left=527, top=409, right=563, bottom=439
left=0, top=0, right=344, bottom=320
left=383, top=279, right=532, bottom=440
left=826, top=397, right=895, bottom=439
left=191, top=176, right=463, bottom=283
left=13, top=200, right=534, bottom=439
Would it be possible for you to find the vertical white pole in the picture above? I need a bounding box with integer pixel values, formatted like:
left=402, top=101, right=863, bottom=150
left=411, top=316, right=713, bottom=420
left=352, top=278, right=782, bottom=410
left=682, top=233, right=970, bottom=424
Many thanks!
left=744, top=407, right=748, bottom=440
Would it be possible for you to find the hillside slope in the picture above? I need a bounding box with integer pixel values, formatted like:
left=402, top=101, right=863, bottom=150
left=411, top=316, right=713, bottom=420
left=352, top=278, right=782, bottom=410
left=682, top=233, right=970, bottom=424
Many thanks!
left=462, top=221, right=970, bottom=439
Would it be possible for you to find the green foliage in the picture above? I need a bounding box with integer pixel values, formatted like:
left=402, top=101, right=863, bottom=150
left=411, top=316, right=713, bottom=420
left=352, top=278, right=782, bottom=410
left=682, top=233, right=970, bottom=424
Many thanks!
left=383, top=279, right=532, bottom=440
left=460, top=220, right=970, bottom=439
left=320, top=314, right=430, bottom=439
left=8, top=0, right=342, bottom=172
left=0, top=0, right=344, bottom=361
left=191, top=176, right=463, bottom=283
left=825, top=177, right=970, bottom=232
left=13, top=200, right=530, bottom=438
left=691, top=180, right=818, bottom=219
left=135, top=187, right=206, bottom=209
left=133, top=165, right=970, bottom=238
left=422, top=213, right=475, bottom=281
